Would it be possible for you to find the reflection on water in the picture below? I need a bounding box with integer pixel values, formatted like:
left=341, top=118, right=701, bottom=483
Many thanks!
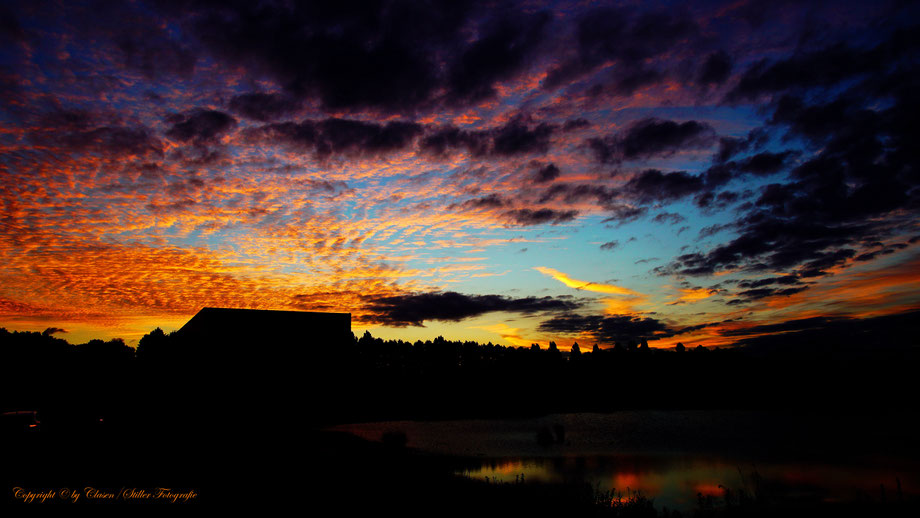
left=329, top=410, right=920, bottom=511
left=461, top=455, right=910, bottom=511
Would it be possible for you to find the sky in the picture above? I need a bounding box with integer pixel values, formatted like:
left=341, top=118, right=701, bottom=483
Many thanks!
left=1, top=0, right=918, bottom=348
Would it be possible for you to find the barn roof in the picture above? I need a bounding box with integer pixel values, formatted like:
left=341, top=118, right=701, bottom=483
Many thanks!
left=178, top=307, right=351, bottom=344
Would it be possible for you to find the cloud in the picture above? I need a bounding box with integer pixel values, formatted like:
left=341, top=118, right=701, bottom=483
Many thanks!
left=713, top=128, right=769, bottom=163
left=60, top=126, right=162, bottom=156
left=28, top=108, right=162, bottom=157
left=673, top=287, right=714, bottom=304
left=701, top=150, right=796, bottom=187
left=454, top=194, right=510, bottom=210
left=652, top=212, right=686, bottom=225
left=420, top=118, right=557, bottom=157
left=419, top=126, right=491, bottom=157
left=115, top=23, right=196, bottom=79
left=589, top=118, right=716, bottom=163
left=734, top=151, right=797, bottom=176
left=246, top=118, right=423, bottom=158
left=503, top=208, right=578, bottom=226
left=562, top=118, right=591, bottom=131
left=721, top=310, right=920, bottom=353
left=727, top=32, right=920, bottom=101
left=537, top=183, right=617, bottom=206
left=534, top=267, right=639, bottom=296
left=491, top=120, right=556, bottom=156
left=736, top=275, right=803, bottom=289
left=694, top=191, right=739, bottom=211
left=364, top=291, right=582, bottom=327
left=533, top=163, right=561, bottom=183
left=228, top=92, right=302, bottom=122
left=735, top=286, right=809, bottom=300
left=446, top=10, right=551, bottom=104
left=623, top=169, right=705, bottom=203
left=543, top=6, right=697, bottom=91
left=697, top=50, right=732, bottom=85
left=665, top=33, right=920, bottom=279
left=538, top=313, right=672, bottom=343
left=165, top=109, right=237, bottom=143
left=167, top=1, right=558, bottom=113
left=3, top=0, right=918, bottom=344
left=600, top=240, right=619, bottom=251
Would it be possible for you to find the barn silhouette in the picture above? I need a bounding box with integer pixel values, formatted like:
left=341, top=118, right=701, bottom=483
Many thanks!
left=177, top=307, right=352, bottom=351
left=169, top=307, right=354, bottom=429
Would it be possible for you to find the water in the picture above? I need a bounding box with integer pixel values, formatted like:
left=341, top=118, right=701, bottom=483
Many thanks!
left=329, top=410, right=920, bottom=511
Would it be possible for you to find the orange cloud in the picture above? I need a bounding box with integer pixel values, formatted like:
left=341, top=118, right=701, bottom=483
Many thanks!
left=534, top=267, right=640, bottom=296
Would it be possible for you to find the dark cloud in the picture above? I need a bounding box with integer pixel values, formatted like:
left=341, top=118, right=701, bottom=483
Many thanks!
left=165, top=109, right=237, bottom=143
left=0, top=5, right=26, bottom=45
left=728, top=309, right=920, bottom=353
left=797, top=248, right=856, bottom=278
left=591, top=66, right=663, bottom=97
left=533, top=163, right=561, bottom=183
left=562, top=118, right=591, bottom=131
left=453, top=194, right=509, bottom=210
left=503, top=208, right=578, bottom=226
left=698, top=223, right=733, bottom=238
left=736, top=286, right=808, bottom=300
left=63, top=126, right=162, bottom=156
left=735, top=151, right=797, bottom=176
left=175, top=1, right=464, bottom=112
left=623, top=169, right=705, bottom=203
left=664, top=216, right=867, bottom=277
left=713, top=128, right=768, bottom=163
left=446, top=10, right=551, bottom=104
left=665, top=27, right=920, bottom=279
left=589, top=118, right=716, bottom=163
left=365, top=291, right=581, bottom=327
left=420, top=126, right=491, bottom=157
left=722, top=316, right=841, bottom=338
left=727, top=31, right=920, bottom=101
left=165, top=1, right=556, bottom=113
left=736, top=275, right=803, bottom=289
left=601, top=205, right=648, bottom=225
left=420, top=118, right=557, bottom=157
left=600, top=240, right=619, bottom=251
left=694, top=190, right=739, bottom=211
left=29, top=109, right=163, bottom=157
left=544, top=7, right=697, bottom=91
left=491, top=120, right=556, bottom=156
left=652, top=212, right=686, bottom=225
left=537, top=183, right=616, bottom=206
left=696, top=150, right=793, bottom=194
left=698, top=50, right=732, bottom=85
left=115, top=26, right=196, bottom=79
left=854, top=243, right=909, bottom=262
left=538, top=313, right=675, bottom=344
left=247, top=118, right=423, bottom=158
left=228, top=92, right=302, bottom=122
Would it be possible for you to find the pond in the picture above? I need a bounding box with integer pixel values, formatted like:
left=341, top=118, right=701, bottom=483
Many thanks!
left=328, top=410, right=920, bottom=511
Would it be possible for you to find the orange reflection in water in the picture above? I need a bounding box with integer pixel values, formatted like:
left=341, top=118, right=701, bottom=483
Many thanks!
left=463, top=456, right=919, bottom=511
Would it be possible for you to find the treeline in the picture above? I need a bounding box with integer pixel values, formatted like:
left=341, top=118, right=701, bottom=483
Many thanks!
left=2, top=325, right=918, bottom=428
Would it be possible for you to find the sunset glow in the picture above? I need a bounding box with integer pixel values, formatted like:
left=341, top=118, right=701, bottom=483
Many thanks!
left=1, top=0, right=918, bottom=348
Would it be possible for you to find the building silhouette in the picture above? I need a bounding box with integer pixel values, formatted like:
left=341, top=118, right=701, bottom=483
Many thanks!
left=177, top=307, right=352, bottom=352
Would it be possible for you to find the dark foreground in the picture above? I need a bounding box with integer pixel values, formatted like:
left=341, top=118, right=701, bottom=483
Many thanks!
left=3, top=325, right=919, bottom=511
left=4, top=425, right=919, bottom=516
